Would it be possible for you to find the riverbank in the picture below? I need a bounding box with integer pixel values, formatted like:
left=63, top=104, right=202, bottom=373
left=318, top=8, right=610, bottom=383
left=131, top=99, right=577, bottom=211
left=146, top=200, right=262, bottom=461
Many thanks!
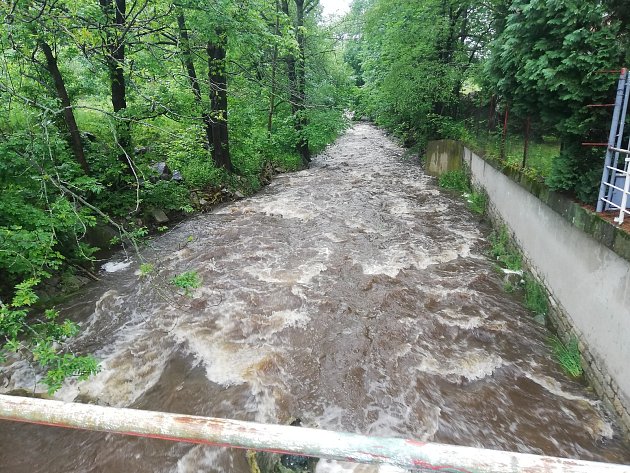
left=2, top=124, right=629, bottom=472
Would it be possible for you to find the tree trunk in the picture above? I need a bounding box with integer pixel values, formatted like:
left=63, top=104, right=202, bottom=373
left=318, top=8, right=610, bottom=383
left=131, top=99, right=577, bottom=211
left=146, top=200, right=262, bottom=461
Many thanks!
left=207, top=30, right=233, bottom=172
left=39, top=41, right=90, bottom=174
left=282, top=0, right=310, bottom=165
left=268, top=1, right=280, bottom=134
left=100, top=0, right=132, bottom=172
left=176, top=11, right=202, bottom=103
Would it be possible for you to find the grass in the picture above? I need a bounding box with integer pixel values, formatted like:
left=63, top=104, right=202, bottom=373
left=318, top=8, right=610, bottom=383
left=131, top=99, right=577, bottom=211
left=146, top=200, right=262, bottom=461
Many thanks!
left=467, top=191, right=487, bottom=215
left=438, top=169, right=470, bottom=193
left=438, top=170, right=487, bottom=215
left=524, top=274, right=548, bottom=317
left=465, top=131, right=560, bottom=181
left=549, top=336, right=583, bottom=377
left=489, top=225, right=522, bottom=272
left=489, top=223, right=580, bottom=379
left=139, top=263, right=155, bottom=277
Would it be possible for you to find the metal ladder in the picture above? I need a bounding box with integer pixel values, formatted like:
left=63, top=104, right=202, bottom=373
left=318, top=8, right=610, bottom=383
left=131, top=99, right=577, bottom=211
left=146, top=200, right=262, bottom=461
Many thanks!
left=597, top=68, right=630, bottom=224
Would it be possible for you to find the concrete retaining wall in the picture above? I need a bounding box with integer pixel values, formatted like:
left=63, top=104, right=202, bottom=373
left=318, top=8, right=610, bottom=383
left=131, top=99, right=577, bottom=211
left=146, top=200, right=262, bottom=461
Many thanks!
left=427, top=140, right=630, bottom=437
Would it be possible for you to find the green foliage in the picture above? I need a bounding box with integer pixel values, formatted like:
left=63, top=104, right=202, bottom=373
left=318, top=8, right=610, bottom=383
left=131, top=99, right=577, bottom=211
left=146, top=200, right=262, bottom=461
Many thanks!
left=142, top=181, right=190, bottom=213
left=350, top=0, right=491, bottom=145
left=485, top=0, right=627, bottom=202
left=438, top=170, right=470, bottom=193
left=464, top=129, right=560, bottom=181
left=467, top=191, right=487, bottom=215
left=488, top=225, right=549, bottom=320
left=549, top=336, right=583, bottom=378
left=0, top=279, right=100, bottom=393
left=139, top=263, right=155, bottom=277
left=0, top=0, right=352, bottom=388
left=170, top=271, right=202, bottom=296
left=489, top=226, right=522, bottom=272
left=524, top=275, right=548, bottom=318
left=427, top=114, right=473, bottom=143
left=438, top=170, right=487, bottom=214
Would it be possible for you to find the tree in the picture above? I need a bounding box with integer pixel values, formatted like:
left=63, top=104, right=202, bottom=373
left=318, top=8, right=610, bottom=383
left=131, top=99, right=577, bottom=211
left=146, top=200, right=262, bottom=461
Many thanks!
left=485, top=0, right=624, bottom=201
left=2, top=1, right=91, bottom=174
left=207, top=28, right=233, bottom=171
left=282, top=0, right=319, bottom=165
left=0, top=0, right=351, bottom=393
left=351, top=0, right=490, bottom=145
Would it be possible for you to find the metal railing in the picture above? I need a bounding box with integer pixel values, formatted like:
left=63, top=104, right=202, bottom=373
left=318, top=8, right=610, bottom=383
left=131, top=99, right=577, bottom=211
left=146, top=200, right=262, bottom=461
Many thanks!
left=597, top=68, right=630, bottom=224
left=1, top=394, right=629, bottom=472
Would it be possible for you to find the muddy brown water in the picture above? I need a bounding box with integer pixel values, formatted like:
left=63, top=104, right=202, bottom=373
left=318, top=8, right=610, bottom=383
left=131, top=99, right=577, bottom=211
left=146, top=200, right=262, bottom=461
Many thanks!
left=1, top=124, right=629, bottom=472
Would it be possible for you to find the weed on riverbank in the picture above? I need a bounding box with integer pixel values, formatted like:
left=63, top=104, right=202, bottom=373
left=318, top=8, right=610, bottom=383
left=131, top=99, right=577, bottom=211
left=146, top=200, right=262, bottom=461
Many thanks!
left=438, top=169, right=488, bottom=215
left=487, top=224, right=581, bottom=377
left=549, top=336, right=583, bottom=377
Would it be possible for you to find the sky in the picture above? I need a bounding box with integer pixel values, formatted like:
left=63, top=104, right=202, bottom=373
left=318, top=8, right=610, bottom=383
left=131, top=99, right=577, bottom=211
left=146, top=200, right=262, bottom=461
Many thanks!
left=320, top=0, right=352, bottom=17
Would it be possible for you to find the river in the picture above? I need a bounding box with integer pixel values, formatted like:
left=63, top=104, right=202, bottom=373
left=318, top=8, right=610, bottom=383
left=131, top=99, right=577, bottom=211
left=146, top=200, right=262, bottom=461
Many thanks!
left=1, top=123, right=629, bottom=472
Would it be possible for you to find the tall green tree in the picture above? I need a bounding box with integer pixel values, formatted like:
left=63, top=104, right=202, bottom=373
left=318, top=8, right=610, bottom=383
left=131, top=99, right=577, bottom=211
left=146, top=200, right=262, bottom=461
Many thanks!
left=485, top=0, right=625, bottom=201
left=352, top=0, right=490, bottom=145
left=1, top=0, right=351, bottom=393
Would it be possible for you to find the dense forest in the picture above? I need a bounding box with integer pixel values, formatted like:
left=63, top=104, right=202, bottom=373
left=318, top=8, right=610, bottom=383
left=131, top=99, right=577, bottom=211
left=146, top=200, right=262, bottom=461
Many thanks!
left=0, top=0, right=353, bottom=389
left=2, top=0, right=630, bottom=390
left=346, top=0, right=630, bottom=201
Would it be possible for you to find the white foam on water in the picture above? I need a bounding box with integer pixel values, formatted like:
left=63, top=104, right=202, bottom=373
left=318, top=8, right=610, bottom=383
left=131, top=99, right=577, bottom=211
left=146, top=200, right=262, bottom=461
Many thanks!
left=254, top=198, right=317, bottom=221
left=174, top=302, right=311, bottom=388
left=359, top=237, right=473, bottom=277
left=316, top=460, right=407, bottom=473
left=361, top=261, right=407, bottom=278
left=387, top=200, right=412, bottom=216
left=184, top=337, right=267, bottom=387
left=434, top=308, right=502, bottom=331
left=102, top=260, right=132, bottom=273
left=524, top=373, right=598, bottom=405
left=174, top=445, right=229, bottom=473
left=435, top=312, right=485, bottom=330
left=56, top=326, right=174, bottom=405
left=79, top=289, right=126, bottom=333
left=245, top=257, right=328, bottom=285
left=269, top=308, right=311, bottom=331
left=323, top=232, right=347, bottom=243
left=416, top=350, right=504, bottom=382
left=245, top=375, right=280, bottom=423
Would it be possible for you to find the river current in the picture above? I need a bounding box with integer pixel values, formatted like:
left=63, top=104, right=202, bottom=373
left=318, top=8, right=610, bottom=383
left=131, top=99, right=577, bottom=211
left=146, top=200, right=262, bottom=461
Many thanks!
left=1, top=123, right=629, bottom=472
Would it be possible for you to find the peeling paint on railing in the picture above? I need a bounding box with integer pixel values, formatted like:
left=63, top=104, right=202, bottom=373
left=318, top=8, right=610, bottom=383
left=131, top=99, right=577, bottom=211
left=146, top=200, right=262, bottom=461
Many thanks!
left=1, top=395, right=629, bottom=472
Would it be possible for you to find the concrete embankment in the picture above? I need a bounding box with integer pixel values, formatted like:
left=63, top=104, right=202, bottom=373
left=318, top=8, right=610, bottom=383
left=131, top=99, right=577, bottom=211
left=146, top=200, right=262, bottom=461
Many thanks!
left=426, top=139, right=630, bottom=437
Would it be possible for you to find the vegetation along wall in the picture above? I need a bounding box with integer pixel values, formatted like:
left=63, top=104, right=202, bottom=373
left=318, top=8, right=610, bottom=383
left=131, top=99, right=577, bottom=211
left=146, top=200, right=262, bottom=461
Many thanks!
left=427, top=139, right=630, bottom=437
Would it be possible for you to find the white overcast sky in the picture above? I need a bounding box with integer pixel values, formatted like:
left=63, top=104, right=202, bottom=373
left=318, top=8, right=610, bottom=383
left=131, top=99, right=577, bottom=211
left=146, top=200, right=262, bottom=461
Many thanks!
left=320, top=0, right=352, bottom=17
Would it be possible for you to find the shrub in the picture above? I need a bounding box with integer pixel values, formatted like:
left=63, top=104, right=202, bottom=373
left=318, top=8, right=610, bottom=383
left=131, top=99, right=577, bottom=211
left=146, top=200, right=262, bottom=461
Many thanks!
left=489, top=226, right=522, bottom=272
left=549, top=336, right=583, bottom=377
left=438, top=169, right=470, bottom=193
left=170, top=270, right=201, bottom=296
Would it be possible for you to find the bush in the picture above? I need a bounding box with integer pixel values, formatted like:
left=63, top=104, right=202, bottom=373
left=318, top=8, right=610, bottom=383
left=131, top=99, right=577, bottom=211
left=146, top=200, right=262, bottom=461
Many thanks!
left=489, top=226, right=522, bottom=272
left=438, top=170, right=470, bottom=193
left=0, top=278, right=100, bottom=393
left=549, top=336, right=583, bottom=377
